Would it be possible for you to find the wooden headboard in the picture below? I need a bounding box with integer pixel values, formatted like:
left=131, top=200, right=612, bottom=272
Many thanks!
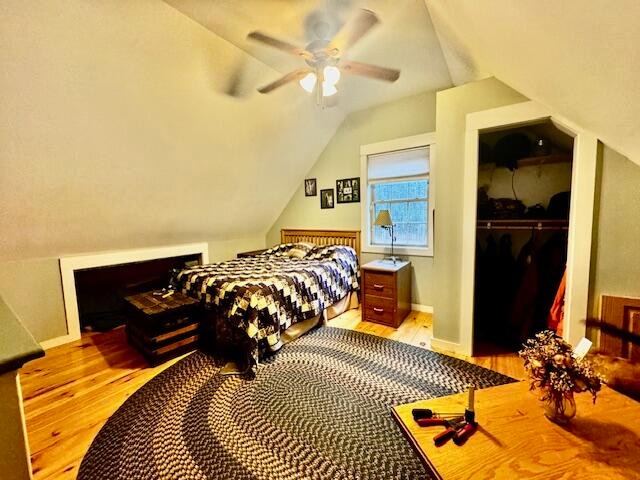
left=280, top=229, right=361, bottom=259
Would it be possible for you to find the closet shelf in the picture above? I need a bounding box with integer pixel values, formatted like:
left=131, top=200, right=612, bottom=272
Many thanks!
left=476, top=219, right=569, bottom=231
left=479, top=153, right=572, bottom=171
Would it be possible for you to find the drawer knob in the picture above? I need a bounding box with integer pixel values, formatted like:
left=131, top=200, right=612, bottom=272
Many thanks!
left=373, top=284, right=384, bottom=290
left=373, top=307, right=384, bottom=313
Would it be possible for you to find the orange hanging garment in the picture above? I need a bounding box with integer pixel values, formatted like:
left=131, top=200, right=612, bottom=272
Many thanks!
left=548, top=269, right=566, bottom=335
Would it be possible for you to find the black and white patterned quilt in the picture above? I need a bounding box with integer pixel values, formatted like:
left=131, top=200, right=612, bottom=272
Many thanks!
left=172, top=245, right=359, bottom=368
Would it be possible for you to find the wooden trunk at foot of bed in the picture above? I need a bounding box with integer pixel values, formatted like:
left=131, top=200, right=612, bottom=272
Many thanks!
left=280, top=229, right=361, bottom=261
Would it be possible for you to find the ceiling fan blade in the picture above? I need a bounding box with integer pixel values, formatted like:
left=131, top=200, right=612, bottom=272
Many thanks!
left=247, top=31, right=313, bottom=60
left=257, top=68, right=311, bottom=94
left=340, top=60, right=400, bottom=82
left=327, top=9, right=379, bottom=55
left=223, top=58, right=255, bottom=99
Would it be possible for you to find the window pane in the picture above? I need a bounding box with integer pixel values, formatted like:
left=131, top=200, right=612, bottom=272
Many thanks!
left=371, top=179, right=428, bottom=247
left=373, top=180, right=426, bottom=202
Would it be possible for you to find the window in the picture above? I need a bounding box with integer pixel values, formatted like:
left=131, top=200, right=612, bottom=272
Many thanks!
left=360, top=133, right=435, bottom=257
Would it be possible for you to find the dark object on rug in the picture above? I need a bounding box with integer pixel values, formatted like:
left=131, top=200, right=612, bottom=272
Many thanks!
left=78, top=327, right=515, bottom=480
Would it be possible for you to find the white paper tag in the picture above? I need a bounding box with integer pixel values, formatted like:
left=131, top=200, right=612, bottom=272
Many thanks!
left=573, top=337, right=592, bottom=360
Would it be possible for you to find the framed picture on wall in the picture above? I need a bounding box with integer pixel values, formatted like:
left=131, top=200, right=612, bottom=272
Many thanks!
left=304, top=178, right=317, bottom=197
left=336, top=177, right=360, bottom=203
left=320, top=188, right=334, bottom=209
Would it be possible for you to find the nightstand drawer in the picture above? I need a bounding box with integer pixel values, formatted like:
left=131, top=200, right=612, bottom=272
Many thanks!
left=363, top=270, right=396, bottom=297
left=363, top=295, right=396, bottom=324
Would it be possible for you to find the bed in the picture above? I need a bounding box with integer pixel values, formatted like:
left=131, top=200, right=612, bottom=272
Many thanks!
left=172, top=229, right=361, bottom=371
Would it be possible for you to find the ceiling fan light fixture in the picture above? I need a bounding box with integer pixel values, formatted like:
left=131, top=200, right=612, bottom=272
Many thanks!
left=299, top=72, right=317, bottom=93
left=322, top=81, right=338, bottom=97
left=248, top=9, right=399, bottom=103
left=323, top=65, right=341, bottom=86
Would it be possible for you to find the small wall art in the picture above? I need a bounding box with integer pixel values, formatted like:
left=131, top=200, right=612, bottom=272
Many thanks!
left=304, top=178, right=317, bottom=197
left=336, top=177, right=360, bottom=204
left=320, top=188, right=335, bottom=209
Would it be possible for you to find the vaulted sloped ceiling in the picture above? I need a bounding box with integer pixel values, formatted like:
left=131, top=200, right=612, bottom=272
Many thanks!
left=0, top=0, right=451, bottom=261
left=4, top=0, right=637, bottom=264
left=426, top=0, right=640, bottom=164
left=163, top=0, right=452, bottom=107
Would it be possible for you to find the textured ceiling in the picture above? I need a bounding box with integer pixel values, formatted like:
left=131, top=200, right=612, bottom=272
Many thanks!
left=425, top=0, right=640, bottom=164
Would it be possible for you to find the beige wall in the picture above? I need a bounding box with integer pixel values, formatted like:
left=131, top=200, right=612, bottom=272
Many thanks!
left=267, top=91, right=438, bottom=307
left=589, top=144, right=640, bottom=319
left=0, top=236, right=264, bottom=343
left=433, top=78, right=528, bottom=343
left=1, top=0, right=301, bottom=343
left=0, top=259, right=68, bottom=342
left=0, top=0, right=343, bottom=263
left=478, top=163, right=572, bottom=209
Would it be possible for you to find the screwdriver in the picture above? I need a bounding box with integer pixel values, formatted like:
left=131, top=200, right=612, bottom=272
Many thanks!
left=415, top=415, right=464, bottom=427
left=411, top=408, right=465, bottom=420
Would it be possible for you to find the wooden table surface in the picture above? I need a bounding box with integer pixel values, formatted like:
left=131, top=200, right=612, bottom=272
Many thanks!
left=392, top=381, right=640, bottom=479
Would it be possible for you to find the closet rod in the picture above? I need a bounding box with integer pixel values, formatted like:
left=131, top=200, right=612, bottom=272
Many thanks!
left=477, top=219, right=569, bottom=231
left=477, top=225, right=568, bottom=231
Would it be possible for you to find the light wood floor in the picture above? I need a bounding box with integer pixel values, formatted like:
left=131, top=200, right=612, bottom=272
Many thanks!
left=19, top=308, right=524, bottom=480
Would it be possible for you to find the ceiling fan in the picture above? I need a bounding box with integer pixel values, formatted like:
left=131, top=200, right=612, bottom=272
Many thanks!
left=247, top=8, right=400, bottom=105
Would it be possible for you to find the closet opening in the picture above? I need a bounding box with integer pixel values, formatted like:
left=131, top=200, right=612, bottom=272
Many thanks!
left=473, top=120, right=574, bottom=354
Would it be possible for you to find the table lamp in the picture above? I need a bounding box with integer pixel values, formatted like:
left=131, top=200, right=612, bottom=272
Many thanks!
left=374, top=209, right=397, bottom=264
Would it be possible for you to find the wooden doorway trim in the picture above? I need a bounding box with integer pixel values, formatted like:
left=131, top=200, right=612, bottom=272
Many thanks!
left=458, top=101, right=598, bottom=355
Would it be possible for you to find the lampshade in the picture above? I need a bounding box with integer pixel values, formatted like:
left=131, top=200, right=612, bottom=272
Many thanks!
left=323, top=65, right=341, bottom=85
left=374, top=209, right=393, bottom=227
left=299, top=72, right=317, bottom=93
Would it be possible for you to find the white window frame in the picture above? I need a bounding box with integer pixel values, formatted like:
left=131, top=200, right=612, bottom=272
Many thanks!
left=360, top=132, right=436, bottom=257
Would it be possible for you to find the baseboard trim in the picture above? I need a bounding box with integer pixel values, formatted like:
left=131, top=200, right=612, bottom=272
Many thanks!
left=40, top=333, right=78, bottom=350
left=411, top=303, right=433, bottom=313
left=430, top=337, right=462, bottom=354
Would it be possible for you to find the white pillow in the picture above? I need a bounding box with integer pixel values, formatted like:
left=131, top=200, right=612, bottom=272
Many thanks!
left=286, top=242, right=316, bottom=258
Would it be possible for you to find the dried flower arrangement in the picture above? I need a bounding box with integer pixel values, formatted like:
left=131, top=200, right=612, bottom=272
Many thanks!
left=519, top=330, right=605, bottom=420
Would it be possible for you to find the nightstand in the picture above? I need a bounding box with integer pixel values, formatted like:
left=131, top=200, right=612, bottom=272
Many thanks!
left=236, top=248, right=268, bottom=258
left=361, top=260, right=412, bottom=328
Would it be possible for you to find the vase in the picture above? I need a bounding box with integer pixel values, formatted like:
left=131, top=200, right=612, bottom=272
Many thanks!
left=542, top=391, right=576, bottom=424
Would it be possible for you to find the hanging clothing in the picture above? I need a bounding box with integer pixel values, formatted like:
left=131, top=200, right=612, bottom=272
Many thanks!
left=475, top=234, right=518, bottom=344
left=548, top=269, right=567, bottom=335
left=509, top=234, right=540, bottom=346
left=474, top=235, right=497, bottom=339
left=509, top=232, right=568, bottom=346
left=534, top=233, right=568, bottom=333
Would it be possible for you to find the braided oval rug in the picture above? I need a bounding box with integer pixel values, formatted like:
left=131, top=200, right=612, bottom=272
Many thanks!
left=78, top=327, right=514, bottom=480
